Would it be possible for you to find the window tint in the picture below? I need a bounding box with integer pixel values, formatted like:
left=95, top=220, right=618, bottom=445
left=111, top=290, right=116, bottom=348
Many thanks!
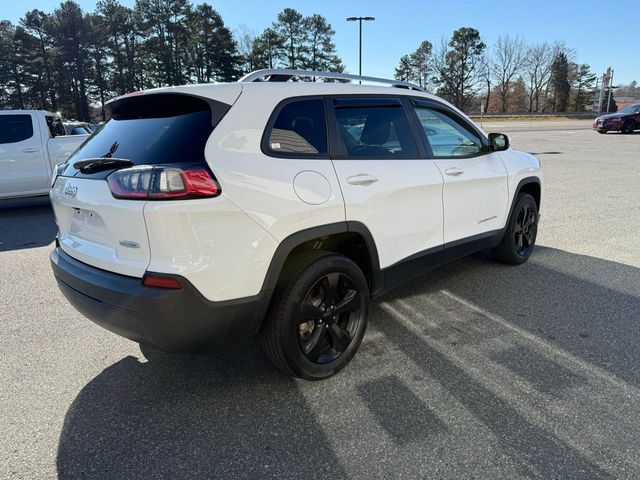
left=62, top=95, right=215, bottom=177
left=46, top=116, right=66, bottom=137
left=334, top=104, right=418, bottom=158
left=0, top=115, right=34, bottom=144
left=268, top=99, right=327, bottom=155
left=413, top=105, right=483, bottom=157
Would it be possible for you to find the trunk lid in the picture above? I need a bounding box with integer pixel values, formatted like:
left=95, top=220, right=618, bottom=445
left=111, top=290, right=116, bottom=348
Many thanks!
left=51, top=175, right=151, bottom=277
left=50, top=87, right=240, bottom=277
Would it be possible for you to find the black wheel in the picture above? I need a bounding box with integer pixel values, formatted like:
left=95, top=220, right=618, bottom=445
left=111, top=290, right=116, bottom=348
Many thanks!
left=493, top=193, right=538, bottom=265
left=621, top=120, right=636, bottom=134
left=261, top=253, right=369, bottom=380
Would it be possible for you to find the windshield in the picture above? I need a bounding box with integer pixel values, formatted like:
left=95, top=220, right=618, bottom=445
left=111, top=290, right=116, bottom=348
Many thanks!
left=619, top=104, right=640, bottom=114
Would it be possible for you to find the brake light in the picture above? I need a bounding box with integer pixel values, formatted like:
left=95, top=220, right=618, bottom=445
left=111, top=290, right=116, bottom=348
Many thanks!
left=107, top=165, right=220, bottom=200
left=143, top=274, right=182, bottom=289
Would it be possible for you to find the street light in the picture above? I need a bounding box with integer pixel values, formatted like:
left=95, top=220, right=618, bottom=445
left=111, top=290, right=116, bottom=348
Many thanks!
left=346, top=16, right=375, bottom=79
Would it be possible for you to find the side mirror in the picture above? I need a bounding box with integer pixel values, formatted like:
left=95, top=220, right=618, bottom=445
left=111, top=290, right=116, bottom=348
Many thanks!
left=489, top=132, right=510, bottom=152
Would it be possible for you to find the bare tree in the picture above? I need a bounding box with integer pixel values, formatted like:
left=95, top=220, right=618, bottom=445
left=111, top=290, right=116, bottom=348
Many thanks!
left=234, top=24, right=257, bottom=73
left=492, top=35, right=527, bottom=113
left=478, top=53, right=492, bottom=113
left=526, top=41, right=576, bottom=112
left=523, top=42, right=554, bottom=112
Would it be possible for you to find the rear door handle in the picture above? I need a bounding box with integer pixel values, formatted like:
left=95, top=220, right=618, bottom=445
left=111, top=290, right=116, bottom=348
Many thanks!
left=445, top=167, right=464, bottom=177
left=22, top=147, right=40, bottom=153
left=347, top=174, right=379, bottom=186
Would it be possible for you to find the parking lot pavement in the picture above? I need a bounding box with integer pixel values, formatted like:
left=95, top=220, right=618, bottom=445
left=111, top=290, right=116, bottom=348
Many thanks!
left=1, top=123, right=639, bottom=479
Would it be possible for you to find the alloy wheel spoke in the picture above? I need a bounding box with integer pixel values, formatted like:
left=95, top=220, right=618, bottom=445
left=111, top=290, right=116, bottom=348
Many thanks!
left=327, top=323, right=352, bottom=352
left=300, top=301, right=323, bottom=321
left=524, top=231, right=533, bottom=246
left=515, top=232, right=524, bottom=251
left=304, top=326, right=326, bottom=361
left=334, top=289, right=360, bottom=315
left=524, top=211, right=535, bottom=227
left=322, top=273, right=340, bottom=305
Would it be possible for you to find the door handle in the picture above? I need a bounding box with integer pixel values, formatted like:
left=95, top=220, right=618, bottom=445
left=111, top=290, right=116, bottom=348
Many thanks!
left=22, top=147, right=40, bottom=153
left=445, top=167, right=464, bottom=177
left=347, top=174, right=378, bottom=186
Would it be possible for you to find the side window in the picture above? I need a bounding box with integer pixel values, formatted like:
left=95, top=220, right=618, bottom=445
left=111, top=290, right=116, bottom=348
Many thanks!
left=413, top=104, right=483, bottom=158
left=46, top=116, right=66, bottom=137
left=334, top=103, right=418, bottom=158
left=0, top=115, right=34, bottom=144
left=267, top=98, right=327, bottom=156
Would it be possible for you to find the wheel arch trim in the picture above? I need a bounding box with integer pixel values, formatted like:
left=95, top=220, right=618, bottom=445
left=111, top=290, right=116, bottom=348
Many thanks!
left=259, top=221, right=383, bottom=296
left=509, top=176, right=542, bottom=218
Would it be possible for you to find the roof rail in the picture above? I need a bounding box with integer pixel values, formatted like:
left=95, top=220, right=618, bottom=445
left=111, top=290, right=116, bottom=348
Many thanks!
left=238, top=69, right=425, bottom=92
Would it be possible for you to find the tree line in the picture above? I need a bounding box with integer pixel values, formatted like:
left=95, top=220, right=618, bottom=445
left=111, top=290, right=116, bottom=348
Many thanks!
left=1, top=3, right=634, bottom=120
left=394, top=28, right=626, bottom=114
left=0, top=2, right=343, bottom=120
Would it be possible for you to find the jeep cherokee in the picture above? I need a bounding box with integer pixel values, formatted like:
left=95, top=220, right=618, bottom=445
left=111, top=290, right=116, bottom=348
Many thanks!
left=49, top=69, right=543, bottom=380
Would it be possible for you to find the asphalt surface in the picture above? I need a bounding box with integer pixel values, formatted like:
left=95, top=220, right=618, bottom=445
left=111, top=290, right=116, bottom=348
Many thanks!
left=1, top=120, right=639, bottom=479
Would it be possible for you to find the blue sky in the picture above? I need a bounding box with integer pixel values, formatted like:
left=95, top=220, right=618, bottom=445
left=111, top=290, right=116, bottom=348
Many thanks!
left=3, top=0, right=638, bottom=85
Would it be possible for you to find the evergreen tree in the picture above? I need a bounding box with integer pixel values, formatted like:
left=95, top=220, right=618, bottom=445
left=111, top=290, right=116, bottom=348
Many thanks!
left=433, top=27, right=486, bottom=110
left=20, top=10, right=57, bottom=110
left=548, top=52, right=570, bottom=112
left=570, top=63, right=596, bottom=112
left=273, top=8, right=306, bottom=70
left=50, top=1, right=93, bottom=120
left=394, top=41, right=433, bottom=89
left=250, top=28, right=285, bottom=69
left=96, top=0, right=137, bottom=94
left=86, top=13, right=110, bottom=120
left=394, top=54, right=413, bottom=82
left=509, top=76, right=528, bottom=112
left=188, top=4, right=240, bottom=82
left=135, top=0, right=191, bottom=87
left=410, top=41, right=433, bottom=88
left=303, top=14, right=343, bottom=74
left=0, top=21, right=25, bottom=109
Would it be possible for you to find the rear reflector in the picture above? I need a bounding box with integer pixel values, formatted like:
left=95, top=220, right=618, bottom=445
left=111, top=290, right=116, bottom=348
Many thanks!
left=143, top=274, right=183, bottom=289
left=108, top=165, right=220, bottom=200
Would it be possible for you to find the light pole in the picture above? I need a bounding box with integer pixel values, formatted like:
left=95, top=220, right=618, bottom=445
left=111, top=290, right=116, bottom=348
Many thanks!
left=346, top=16, right=375, bottom=79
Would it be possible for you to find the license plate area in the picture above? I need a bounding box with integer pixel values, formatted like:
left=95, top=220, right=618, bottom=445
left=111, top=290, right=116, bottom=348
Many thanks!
left=69, top=207, right=109, bottom=245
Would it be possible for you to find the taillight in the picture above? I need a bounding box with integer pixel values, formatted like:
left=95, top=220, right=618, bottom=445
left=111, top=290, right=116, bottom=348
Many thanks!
left=107, top=165, right=220, bottom=200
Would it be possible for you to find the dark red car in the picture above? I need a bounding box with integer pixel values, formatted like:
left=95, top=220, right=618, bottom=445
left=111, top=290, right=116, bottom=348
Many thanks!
left=593, top=104, right=640, bottom=133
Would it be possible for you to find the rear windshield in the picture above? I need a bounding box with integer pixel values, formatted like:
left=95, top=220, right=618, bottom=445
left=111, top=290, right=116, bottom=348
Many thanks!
left=61, top=94, right=216, bottom=177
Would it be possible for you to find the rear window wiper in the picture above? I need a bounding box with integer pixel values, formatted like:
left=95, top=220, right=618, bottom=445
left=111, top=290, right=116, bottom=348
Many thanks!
left=73, top=158, right=133, bottom=174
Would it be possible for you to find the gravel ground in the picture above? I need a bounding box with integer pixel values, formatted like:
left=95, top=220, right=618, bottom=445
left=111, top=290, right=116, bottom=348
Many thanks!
left=1, top=120, right=639, bottom=479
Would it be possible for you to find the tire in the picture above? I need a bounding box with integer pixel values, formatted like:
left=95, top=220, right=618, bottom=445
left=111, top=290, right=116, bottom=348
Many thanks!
left=493, top=193, right=539, bottom=265
left=260, top=253, right=370, bottom=380
left=621, top=120, right=636, bottom=134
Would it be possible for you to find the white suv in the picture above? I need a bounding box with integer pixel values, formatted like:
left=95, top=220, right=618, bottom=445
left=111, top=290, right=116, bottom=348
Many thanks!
left=49, top=69, right=542, bottom=379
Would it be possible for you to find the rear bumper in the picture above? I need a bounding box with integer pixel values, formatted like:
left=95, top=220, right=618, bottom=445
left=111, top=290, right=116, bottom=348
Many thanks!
left=50, top=247, right=271, bottom=352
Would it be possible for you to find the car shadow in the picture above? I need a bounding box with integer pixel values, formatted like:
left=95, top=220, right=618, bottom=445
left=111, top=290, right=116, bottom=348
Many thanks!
left=56, top=247, right=639, bottom=479
left=56, top=343, right=348, bottom=480
left=0, top=196, right=57, bottom=252
left=381, top=246, right=640, bottom=389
